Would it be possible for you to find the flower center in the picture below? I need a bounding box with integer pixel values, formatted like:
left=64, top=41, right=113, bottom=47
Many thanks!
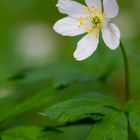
left=78, top=6, right=104, bottom=37
left=91, top=16, right=102, bottom=33
left=84, top=15, right=103, bottom=36
left=92, top=16, right=101, bottom=25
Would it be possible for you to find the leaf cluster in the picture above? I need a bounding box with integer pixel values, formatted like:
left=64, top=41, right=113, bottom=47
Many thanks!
left=0, top=62, right=140, bottom=140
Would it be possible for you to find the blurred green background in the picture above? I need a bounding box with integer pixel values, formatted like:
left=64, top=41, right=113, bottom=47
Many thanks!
left=0, top=0, right=140, bottom=139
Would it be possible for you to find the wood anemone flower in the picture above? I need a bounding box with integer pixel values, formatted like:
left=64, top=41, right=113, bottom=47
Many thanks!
left=54, top=0, right=121, bottom=61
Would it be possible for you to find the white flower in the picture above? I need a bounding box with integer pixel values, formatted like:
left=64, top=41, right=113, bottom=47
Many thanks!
left=53, top=0, right=121, bottom=61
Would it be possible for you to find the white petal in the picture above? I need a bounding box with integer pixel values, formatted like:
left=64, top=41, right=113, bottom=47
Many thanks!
left=103, top=0, right=119, bottom=18
left=74, top=33, right=99, bottom=61
left=102, top=23, right=121, bottom=50
left=53, top=17, right=86, bottom=36
left=56, top=0, right=88, bottom=18
left=85, top=0, right=102, bottom=11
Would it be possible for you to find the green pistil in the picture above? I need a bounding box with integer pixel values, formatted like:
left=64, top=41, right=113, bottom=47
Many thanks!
left=92, top=16, right=101, bottom=25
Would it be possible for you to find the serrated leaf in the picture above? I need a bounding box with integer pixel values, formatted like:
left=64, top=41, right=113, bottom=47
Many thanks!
left=86, top=112, right=128, bottom=140
left=40, top=96, right=119, bottom=123
left=0, top=126, right=50, bottom=140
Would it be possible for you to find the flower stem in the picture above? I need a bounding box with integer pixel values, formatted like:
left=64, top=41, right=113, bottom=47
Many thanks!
left=120, top=41, right=130, bottom=103
left=120, top=41, right=131, bottom=140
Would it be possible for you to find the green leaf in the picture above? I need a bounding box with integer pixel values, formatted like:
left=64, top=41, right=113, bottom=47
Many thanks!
left=0, top=126, right=50, bottom=140
left=129, top=112, right=140, bottom=139
left=40, top=96, right=119, bottom=123
left=124, top=100, right=140, bottom=139
left=86, top=112, right=128, bottom=140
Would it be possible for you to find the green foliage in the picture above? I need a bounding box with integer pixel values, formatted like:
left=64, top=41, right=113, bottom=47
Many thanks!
left=125, top=100, right=140, bottom=139
left=0, top=87, right=53, bottom=122
left=0, top=60, right=124, bottom=140
left=125, top=100, right=140, bottom=113
left=1, top=61, right=140, bottom=140
left=0, top=63, right=98, bottom=122
left=129, top=112, right=140, bottom=139
left=86, top=112, right=128, bottom=140
left=40, top=99, right=129, bottom=140
left=9, top=63, right=96, bottom=88
left=40, top=94, right=119, bottom=123
left=0, top=126, right=49, bottom=140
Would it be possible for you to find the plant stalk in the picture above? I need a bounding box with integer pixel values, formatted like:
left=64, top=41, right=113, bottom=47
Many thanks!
left=120, top=41, right=130, bottom=103
left=120, top=41, right=131, bottom=140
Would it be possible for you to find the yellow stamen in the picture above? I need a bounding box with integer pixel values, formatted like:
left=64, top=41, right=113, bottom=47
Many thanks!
left=78, top=6, right=104, bottom=37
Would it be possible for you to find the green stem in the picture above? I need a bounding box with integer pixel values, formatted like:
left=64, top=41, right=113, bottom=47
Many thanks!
left=120, top=41, right=130, bottom=103
left=120, top=41, right=131, bottom=140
